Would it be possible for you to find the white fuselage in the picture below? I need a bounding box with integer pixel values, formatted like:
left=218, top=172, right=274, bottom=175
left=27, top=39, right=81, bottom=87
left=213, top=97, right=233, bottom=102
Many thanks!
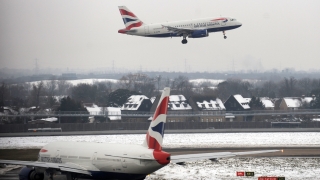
left=39, top=142, right=167, bottom=179
left=122, top=17, right=242, bottom=37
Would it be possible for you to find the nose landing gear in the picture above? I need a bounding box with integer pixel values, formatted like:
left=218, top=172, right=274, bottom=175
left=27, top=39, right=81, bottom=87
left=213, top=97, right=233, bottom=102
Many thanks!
left=223, top=31, right=227, bottom=39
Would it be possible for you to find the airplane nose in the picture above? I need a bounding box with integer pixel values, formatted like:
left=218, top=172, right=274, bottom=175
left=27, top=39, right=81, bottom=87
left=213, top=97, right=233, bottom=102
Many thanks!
left=238, top=22, right=242, bottom=27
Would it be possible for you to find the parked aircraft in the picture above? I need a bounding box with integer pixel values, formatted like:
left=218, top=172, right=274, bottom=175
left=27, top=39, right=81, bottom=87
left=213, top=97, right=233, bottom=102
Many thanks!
left=118, top=6, right=242, bottom=44
left=0, top=88, right=279, bottom=180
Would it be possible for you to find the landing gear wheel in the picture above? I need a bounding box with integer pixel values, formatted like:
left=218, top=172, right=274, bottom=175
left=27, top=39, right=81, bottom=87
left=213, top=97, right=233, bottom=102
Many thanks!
left=29, top=171, right=44, bottom=180
left=224, top=36, right=227, bottom=39
left=181, top=39, right=188, bottom=44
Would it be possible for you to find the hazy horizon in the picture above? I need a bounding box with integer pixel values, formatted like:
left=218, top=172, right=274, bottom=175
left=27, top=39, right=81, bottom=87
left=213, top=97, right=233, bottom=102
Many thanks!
left=1, top=0, right=320, bottom=72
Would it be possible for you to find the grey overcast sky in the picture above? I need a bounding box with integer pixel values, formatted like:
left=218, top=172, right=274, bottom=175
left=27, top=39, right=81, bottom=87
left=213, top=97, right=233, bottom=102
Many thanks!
left=1, top=0, right=320, bottom=72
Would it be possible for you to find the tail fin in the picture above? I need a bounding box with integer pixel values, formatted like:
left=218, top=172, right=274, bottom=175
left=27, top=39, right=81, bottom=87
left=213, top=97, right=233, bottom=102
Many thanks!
left=143, top=87, right=170, bottom=151
left=118, top=6, right=144, bottom=29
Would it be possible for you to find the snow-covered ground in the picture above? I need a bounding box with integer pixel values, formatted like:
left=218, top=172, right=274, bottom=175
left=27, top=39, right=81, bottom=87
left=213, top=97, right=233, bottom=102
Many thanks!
left=0, top=132, right=319, bottom=149
left=189, top=79, right=225, bottom=86
left=26, top=79, right=119, bottom=86
left=146, top=158, right=320, bottom=180
left=1, top=133, right=319, bottom=180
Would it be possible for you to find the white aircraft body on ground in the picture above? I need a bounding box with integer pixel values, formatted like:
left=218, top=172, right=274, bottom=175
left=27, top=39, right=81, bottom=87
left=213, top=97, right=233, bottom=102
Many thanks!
left=0, top=88, right=279, bottom=180
left=118, top=6, right=242, bottom=44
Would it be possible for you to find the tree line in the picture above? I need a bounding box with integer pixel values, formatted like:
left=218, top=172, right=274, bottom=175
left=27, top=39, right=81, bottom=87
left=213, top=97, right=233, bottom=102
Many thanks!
left=1, top=74, right=320, bottom=111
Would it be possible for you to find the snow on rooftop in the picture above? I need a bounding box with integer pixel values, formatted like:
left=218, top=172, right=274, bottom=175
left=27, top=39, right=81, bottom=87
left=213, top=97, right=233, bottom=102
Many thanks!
left=169, top=95, right=186, bottom=102
left=122, top=95, right=149, bottom=111
left=260, top=97, right=275, bottom=108
left=302, top=97, right=313, bottom=104
left=30, top=117, right=58, bottom=123
left=150, top=97, right=156, bottom=104
left=40, top=117, right=58, bottom=122
left=284, top=98, right=302, bottom=108
left=196, top=98, right=226, bottom=110
left=106, top=107, right=121, bottom=121
left=84, top=104, right=101, bottom=115
left=168, top=95, right=192, bottom=110
left=233, top=95, right=250, bottom=109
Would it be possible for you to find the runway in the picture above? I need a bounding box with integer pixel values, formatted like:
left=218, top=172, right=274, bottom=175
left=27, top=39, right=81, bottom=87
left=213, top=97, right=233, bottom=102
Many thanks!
left=1, top=147, right=320, bottom=180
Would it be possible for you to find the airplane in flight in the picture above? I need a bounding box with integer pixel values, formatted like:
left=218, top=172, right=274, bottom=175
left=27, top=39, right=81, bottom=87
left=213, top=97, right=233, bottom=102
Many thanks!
left=118, top=6, right=242, bottom=44
left=0, top=88, right=279, bottom=180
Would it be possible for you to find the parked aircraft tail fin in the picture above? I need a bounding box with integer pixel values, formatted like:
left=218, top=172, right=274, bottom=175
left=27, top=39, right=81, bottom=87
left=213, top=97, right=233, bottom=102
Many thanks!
left=143, top=87, right=170, bottom=151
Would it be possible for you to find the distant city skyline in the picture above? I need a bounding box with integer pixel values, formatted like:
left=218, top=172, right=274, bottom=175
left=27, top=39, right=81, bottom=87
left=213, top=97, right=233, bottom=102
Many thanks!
left=1, top=0, right=320, bottom=72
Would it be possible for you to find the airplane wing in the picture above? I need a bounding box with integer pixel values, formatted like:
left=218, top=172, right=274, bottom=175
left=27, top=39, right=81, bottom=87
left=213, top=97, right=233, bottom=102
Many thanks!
left=171, top=150, right=280, bottom=164
left=0, top=160, right=95, bottom=176
left=161, top=25, right=195, bottom=36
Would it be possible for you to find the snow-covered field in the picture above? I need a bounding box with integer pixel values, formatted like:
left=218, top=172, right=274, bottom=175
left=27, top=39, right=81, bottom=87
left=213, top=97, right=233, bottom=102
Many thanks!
left=0, top=132, right=319, bottom=149
left=1, top=133, right=319, bottom=180
left=26, top=79, right=119, bottom=86
left=146, top=158, right=320, bottom=180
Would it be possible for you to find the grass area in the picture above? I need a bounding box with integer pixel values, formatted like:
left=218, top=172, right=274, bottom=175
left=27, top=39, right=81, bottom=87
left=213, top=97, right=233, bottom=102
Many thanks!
left=0, top=149, right=40, bottom=161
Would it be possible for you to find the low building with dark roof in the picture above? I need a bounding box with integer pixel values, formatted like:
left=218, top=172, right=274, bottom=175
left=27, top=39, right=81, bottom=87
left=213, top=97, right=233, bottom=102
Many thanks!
left=224, top=94, right=252, bottom=121
left=188, top=97, right=226, bottom=122
left=150, top=94, right=194, bottom=122
left=121, top=95, right=152, bottom=122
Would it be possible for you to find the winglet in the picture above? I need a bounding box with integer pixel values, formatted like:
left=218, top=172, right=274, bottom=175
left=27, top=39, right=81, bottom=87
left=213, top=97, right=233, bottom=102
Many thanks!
left=143, top=87, right=170, bottom=151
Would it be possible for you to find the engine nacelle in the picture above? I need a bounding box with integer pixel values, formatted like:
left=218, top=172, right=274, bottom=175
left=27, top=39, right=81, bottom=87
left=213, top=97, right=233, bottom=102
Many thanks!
left=189, top=30, right=209, bottom=38
left=19, top=167, right=44, bottom=180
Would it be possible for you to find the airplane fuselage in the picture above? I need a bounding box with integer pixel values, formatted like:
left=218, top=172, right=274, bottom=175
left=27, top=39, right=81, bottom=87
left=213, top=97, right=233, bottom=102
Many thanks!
left=118, top=17, right=242, bottom=38
left=38, top=141, right=170, bottom=179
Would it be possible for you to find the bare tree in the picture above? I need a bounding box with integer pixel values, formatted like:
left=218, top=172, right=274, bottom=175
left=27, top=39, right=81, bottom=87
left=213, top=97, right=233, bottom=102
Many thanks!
left=118, top=73, right=156, bottom=97
left=56, top=80, right=72, bottom=95
left=171, top=76, right=194, bottom=97
left=279, top=77, right=298, bottom=97
left=44, top=80, right=58, bottom=108
left=29, top=81, right=44, bottom=108
left=215, top=79, right=253, bottom=101
left=0, top=82, right=8, bottom=109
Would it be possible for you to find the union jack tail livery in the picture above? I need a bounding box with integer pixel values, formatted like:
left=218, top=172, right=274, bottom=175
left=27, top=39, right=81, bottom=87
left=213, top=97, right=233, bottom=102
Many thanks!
left=143, top=87, right=170, bottom=151
left=118, top=6, right=143, bottom=31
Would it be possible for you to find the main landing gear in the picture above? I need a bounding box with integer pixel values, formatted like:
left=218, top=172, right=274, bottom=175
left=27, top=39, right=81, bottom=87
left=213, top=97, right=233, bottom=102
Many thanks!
left=223, top=31, right=227, bottom=39
left=181, top=34, right=188, bottom=44
left=181, top=39, right=188, bottom=44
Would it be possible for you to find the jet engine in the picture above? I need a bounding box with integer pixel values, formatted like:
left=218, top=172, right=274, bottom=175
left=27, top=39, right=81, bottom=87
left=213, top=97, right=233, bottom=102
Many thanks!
left=189, top=30, right=209, bottom=38
left=19, top=167, right=44, bottom=180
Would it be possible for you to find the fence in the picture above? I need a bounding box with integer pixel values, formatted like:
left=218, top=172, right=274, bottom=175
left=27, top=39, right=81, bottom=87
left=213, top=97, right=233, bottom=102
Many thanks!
left=0, top=121, right=319, bottom=133
left=1, top=109, right=320, bottom=117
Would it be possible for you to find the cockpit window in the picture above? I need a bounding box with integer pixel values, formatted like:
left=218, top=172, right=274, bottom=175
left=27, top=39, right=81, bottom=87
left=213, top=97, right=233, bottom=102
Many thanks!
left=230, top=19, right=236, bottom=21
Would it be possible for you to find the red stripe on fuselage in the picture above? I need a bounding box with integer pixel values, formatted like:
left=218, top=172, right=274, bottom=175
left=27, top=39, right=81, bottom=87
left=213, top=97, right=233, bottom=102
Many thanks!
left=211, top=18, right=226, bottom=21
left=40, top=149, right=48, bottom=153
left=153, top=96, right=169, bottom=121
left=119, top=9, right=137, bottom=18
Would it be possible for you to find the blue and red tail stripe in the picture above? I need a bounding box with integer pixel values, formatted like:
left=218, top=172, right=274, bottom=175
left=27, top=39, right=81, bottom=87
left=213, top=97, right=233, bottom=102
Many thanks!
left=122, top=18, right=137, bottom=24
left=119, top=9, right=137, bottom=18
left=153, top=96, right=169, bottom=122
left=145, top=97, right=168, bottom=150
